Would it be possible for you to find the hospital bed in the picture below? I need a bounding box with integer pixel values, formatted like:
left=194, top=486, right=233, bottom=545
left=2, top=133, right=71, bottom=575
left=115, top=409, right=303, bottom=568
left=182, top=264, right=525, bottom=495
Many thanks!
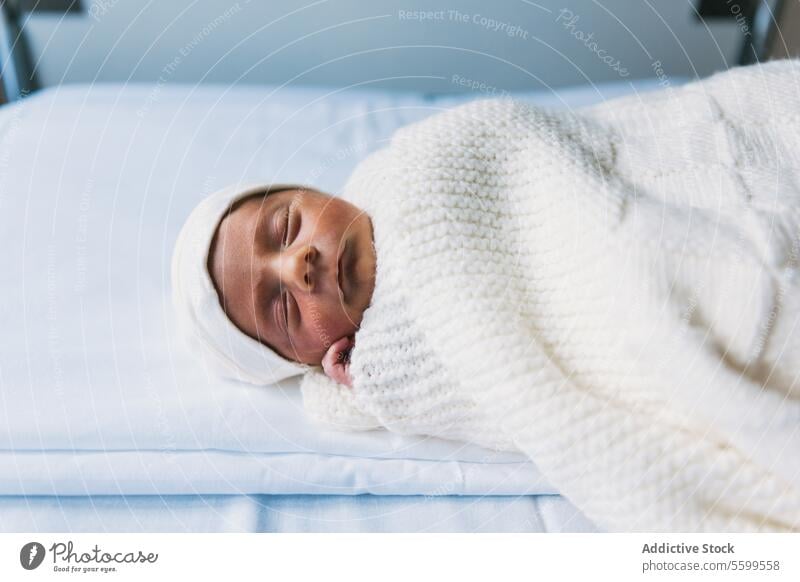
left=0, top=76, right=684, bottom=533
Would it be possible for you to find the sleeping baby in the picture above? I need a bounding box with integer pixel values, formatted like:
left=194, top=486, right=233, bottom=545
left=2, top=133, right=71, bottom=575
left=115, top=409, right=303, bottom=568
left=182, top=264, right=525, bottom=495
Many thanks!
left=172, top=59, right=800, bottom=532
left=171, top=175, right=501, bottom=442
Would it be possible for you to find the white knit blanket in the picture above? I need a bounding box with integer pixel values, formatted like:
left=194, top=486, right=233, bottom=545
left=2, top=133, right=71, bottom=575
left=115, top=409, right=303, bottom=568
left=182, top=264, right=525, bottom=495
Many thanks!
left=301, top=60, right=800, bottom=532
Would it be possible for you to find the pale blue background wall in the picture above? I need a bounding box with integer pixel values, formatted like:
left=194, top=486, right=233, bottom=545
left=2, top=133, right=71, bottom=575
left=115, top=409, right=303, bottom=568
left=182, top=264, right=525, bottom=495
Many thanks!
left=24, top=0, right=748, bottom=92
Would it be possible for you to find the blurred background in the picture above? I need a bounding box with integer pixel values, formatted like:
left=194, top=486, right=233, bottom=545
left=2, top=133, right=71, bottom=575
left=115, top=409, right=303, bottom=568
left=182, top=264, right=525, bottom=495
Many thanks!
left=2, top=0, right=797, bottom=102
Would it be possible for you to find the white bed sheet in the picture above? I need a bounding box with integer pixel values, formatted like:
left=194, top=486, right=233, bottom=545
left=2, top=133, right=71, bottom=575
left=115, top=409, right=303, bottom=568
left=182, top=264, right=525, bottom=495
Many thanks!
left=0, top=77, right=684, bottom=500
left=0, top=494, right=600, bottom=533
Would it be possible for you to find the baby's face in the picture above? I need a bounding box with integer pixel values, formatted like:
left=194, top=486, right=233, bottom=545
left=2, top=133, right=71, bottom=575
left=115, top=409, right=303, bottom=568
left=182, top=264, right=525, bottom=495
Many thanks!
left=207, top=188, right=376, bottom=365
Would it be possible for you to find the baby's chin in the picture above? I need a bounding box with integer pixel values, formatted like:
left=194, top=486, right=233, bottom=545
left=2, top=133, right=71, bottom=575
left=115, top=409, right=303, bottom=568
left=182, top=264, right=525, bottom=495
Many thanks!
left=293, top=316, right=361, bottom=365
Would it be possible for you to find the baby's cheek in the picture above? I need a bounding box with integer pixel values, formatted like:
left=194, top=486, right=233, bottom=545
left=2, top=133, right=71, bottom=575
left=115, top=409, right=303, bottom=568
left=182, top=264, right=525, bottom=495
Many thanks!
left=300, top=296, right=351, bottom=351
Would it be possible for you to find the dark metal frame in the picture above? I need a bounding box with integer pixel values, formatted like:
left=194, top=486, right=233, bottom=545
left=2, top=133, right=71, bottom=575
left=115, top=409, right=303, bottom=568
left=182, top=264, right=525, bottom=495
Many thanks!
left=0, top=0, right=39, bottom=102
left=740, top=0, right=787, bottom=64
left=695, top=0, right=787, bottom=65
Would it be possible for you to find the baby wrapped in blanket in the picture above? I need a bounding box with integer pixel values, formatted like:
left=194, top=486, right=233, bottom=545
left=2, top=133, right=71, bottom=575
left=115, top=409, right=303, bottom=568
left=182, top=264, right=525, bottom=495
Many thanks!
left=173, top=59, right=800, bottom=532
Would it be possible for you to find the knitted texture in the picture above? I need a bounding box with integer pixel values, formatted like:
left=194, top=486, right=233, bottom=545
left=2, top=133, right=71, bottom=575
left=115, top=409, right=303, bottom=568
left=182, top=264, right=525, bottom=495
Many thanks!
left=301, top=60, right=800, bottom=531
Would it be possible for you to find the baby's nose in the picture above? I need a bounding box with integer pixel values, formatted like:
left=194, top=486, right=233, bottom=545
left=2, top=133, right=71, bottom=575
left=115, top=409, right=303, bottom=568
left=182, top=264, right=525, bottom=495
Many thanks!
left=284, top=244, right=318, bottom=293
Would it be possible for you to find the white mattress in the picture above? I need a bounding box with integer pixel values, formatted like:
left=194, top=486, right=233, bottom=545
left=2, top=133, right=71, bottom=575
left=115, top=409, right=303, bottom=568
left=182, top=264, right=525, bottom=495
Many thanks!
left=0, top=77, right=683, bottom=504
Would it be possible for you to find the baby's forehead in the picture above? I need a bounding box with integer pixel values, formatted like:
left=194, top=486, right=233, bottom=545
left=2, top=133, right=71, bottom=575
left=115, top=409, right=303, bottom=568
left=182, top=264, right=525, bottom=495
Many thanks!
left=208, top=187, right=319, bottom=286
left=207, top=194, right=267, bottom=294
left=226, top=191, right=271, bottom=223
left=213, top=192, right=272, bottom=246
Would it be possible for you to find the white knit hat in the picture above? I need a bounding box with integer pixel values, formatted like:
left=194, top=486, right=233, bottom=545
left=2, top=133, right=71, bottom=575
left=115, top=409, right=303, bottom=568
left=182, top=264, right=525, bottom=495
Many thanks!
left=171, top=182, right=309, bottom=385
